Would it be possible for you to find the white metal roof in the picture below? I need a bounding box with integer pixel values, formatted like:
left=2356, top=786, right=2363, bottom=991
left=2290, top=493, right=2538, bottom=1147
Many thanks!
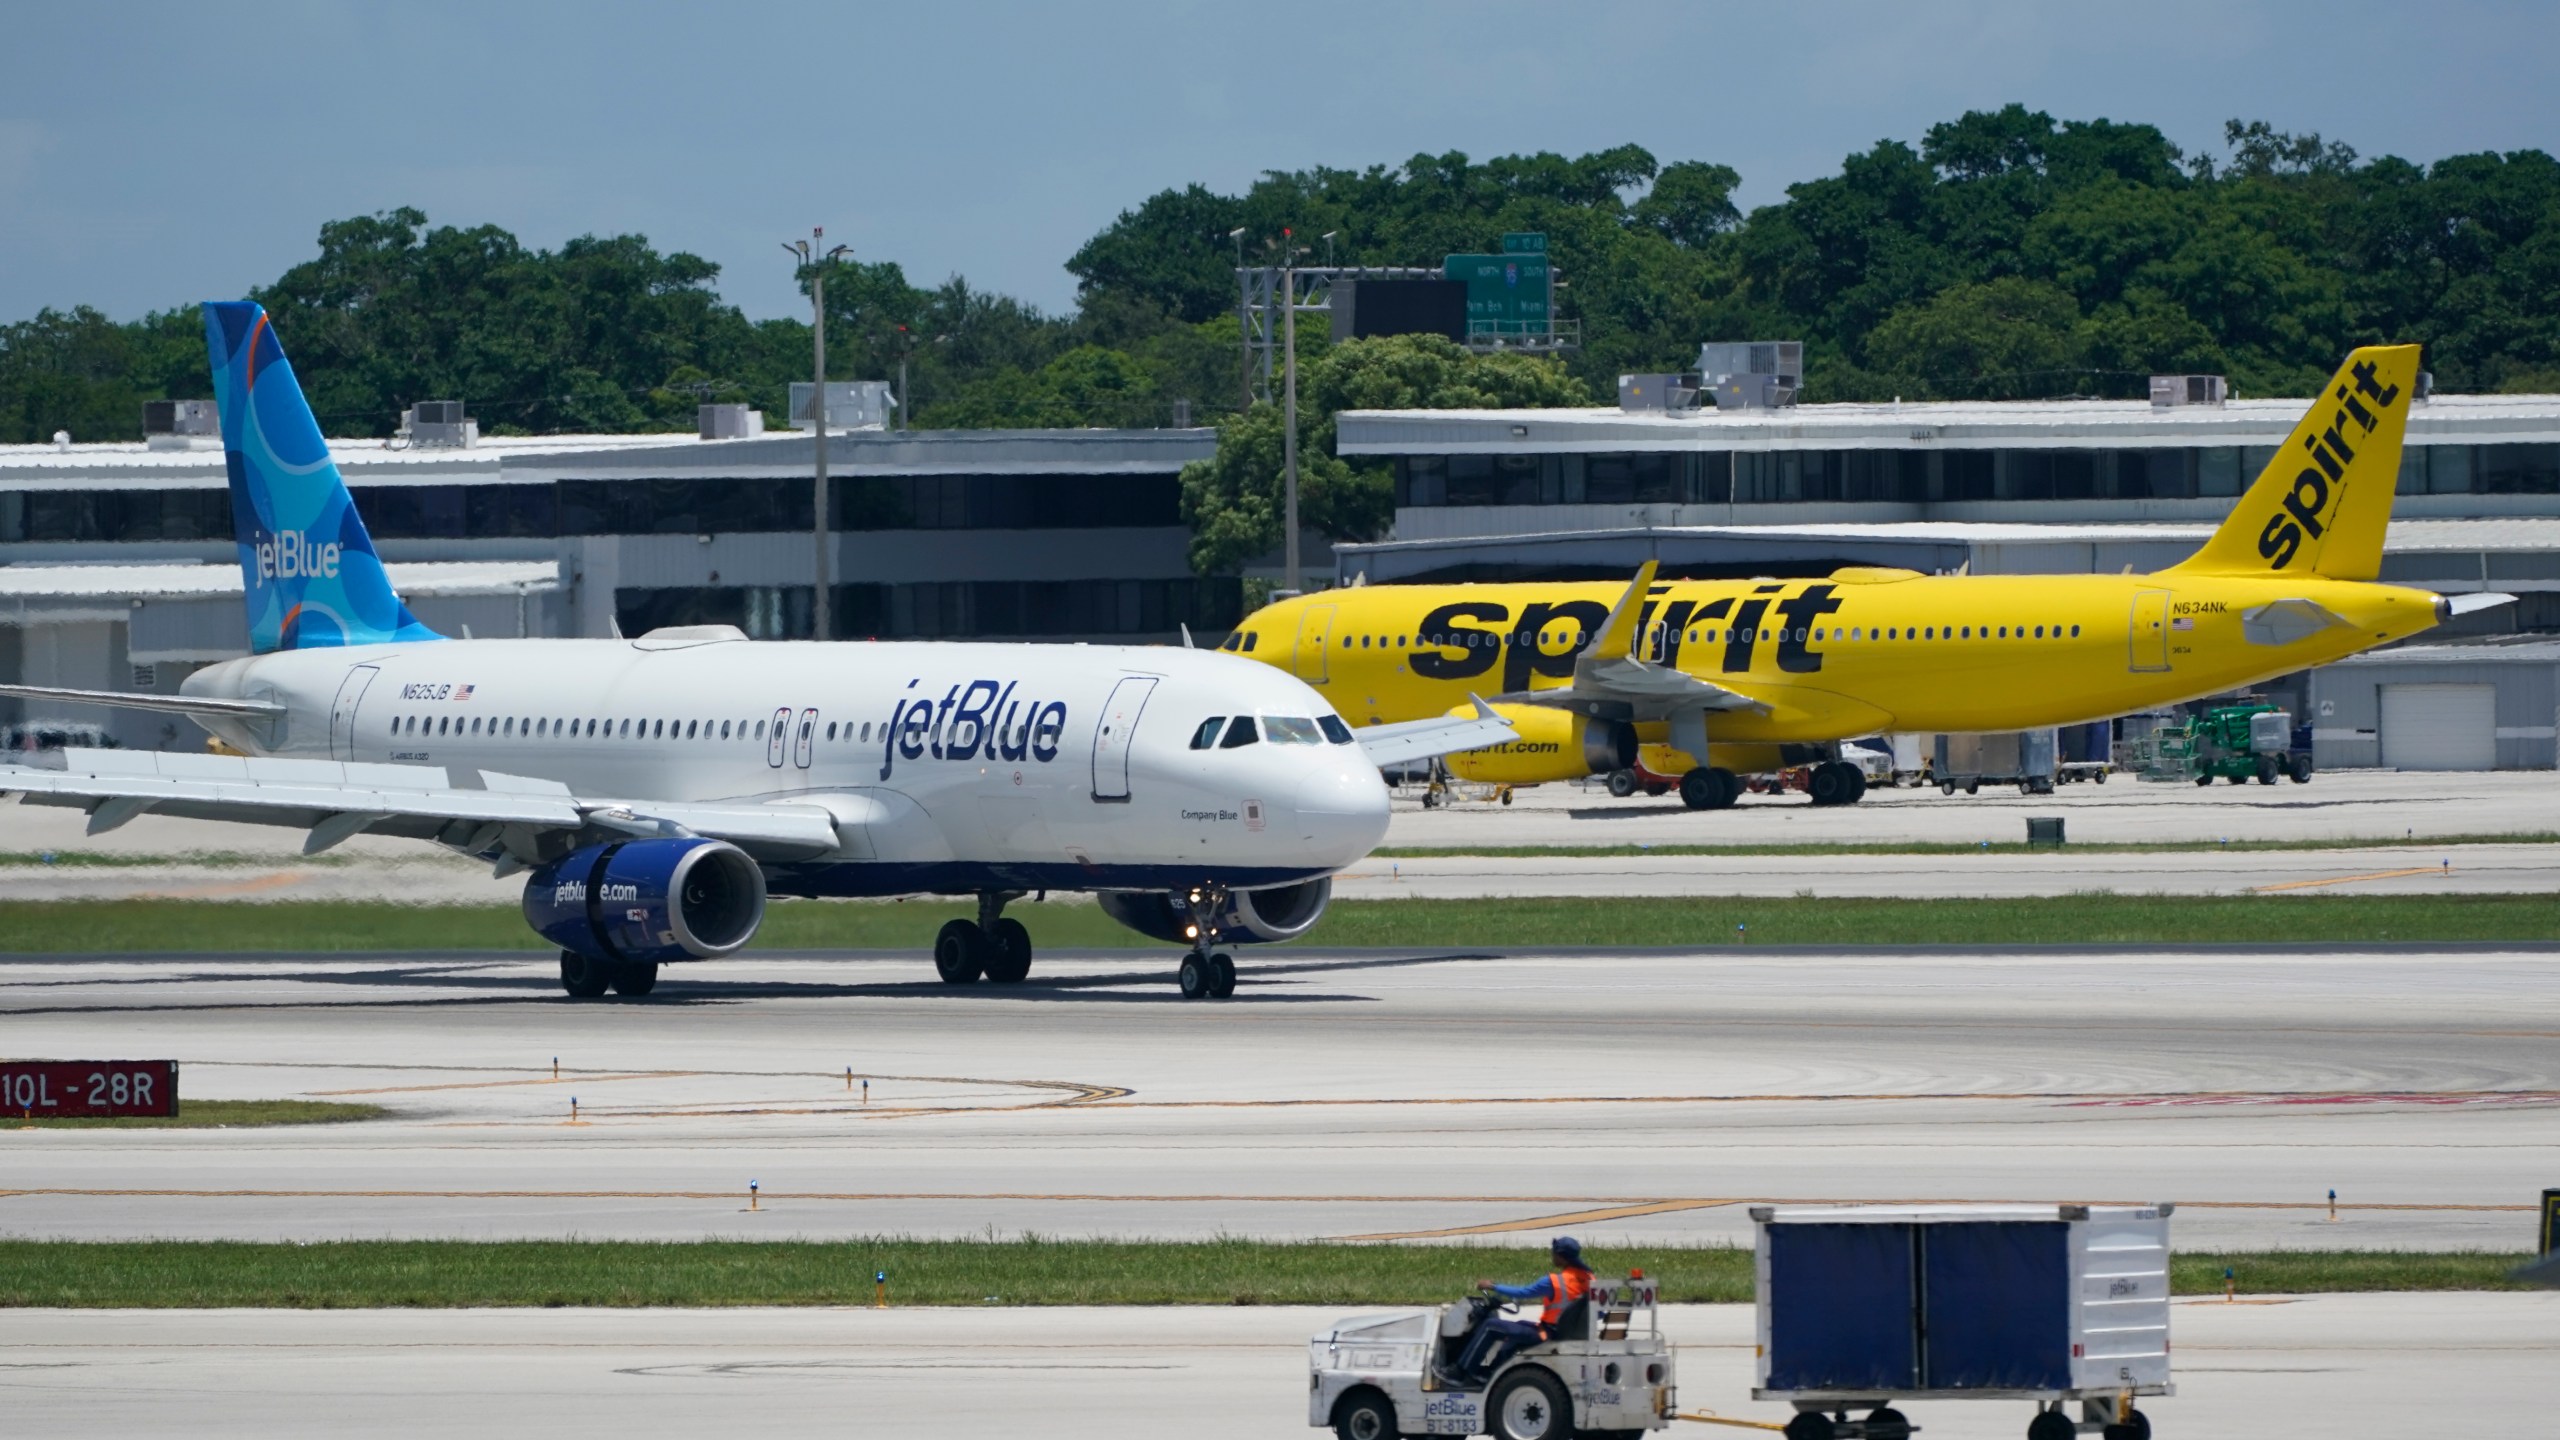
left=1337, top=391, right=2560, bottom=454
left=1341, top=517, right=2560, bottom=557
left=0, top=560, right=559, bottom=600
left=2329, top=638, right=2560, bottom=665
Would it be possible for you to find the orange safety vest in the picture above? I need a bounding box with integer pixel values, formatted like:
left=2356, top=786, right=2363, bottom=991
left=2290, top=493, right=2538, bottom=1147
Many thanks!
left=1537, top=1266, right=1593, bottom=1335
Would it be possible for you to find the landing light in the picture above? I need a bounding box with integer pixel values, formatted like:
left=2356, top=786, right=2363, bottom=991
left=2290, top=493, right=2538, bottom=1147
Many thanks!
left=1184, top=925, right=1199, bottom=939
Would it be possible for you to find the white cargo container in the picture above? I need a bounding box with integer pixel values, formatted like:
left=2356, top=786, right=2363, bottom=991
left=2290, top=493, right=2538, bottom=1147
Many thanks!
left=1751, top=1203, right=2172, bottom=1440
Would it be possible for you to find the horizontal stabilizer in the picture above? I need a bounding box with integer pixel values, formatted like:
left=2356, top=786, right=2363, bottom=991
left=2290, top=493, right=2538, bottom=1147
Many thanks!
left=1357, top=697, right=1518, bottom=768
left=0, top=683, right=284, bottom=720
left=2446, top=592, right=2517, bottom=616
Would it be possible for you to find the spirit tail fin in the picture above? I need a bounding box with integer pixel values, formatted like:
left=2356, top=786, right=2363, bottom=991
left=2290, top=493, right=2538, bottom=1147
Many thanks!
left=2172, top=345, right=2420, bottom=581
left=202, top=301, right=439, bottom=653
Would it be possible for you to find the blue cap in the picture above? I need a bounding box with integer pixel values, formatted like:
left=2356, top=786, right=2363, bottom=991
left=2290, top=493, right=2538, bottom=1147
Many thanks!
left=1551, top=1236, right=1583, bottom=1262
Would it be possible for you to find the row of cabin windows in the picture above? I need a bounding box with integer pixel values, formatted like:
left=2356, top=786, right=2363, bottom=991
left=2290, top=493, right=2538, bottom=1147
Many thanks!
left=389, top=712, right=922, bottom=744
left=1319, top=623, right=2091, bottom=652
left=1185, top=714, right=1357, bottom=750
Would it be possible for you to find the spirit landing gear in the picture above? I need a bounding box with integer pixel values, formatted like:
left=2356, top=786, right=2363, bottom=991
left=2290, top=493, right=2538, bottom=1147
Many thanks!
left=934, top=892, right=1035, bottom=985
left=1809, top=760, right=1869, bottom=807
left=1678, top=766, right=1739, bottom=810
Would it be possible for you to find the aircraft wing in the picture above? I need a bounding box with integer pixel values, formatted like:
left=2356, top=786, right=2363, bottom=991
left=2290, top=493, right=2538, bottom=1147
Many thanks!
left=0, top=748, right=840, bottom=861
left=1491, top=561, right=1772, bottom=720
left=1357, top=697, right=1519, bottom=768
left=0, top=682, right=285, bottom=721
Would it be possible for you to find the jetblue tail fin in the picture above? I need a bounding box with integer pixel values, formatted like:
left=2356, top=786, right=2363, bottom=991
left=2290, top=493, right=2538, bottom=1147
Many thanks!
left=203, top=301, right=440, bottom=653
left=2171, top=345, right=2420, bottom=582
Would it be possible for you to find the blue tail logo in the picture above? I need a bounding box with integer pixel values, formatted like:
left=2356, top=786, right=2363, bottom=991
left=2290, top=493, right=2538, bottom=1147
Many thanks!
left=203, top=301, right=441, bottom=654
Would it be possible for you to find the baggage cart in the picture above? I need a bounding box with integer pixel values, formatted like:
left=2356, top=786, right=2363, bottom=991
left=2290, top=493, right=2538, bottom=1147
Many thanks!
left=1751, top=1203, right=2172, bottom=1440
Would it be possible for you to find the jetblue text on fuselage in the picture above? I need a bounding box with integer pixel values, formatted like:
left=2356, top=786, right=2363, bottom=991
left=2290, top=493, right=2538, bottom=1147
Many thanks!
left=252, top=529, right=342, bottom=583
left=879, top=678, right=1068, bottom=781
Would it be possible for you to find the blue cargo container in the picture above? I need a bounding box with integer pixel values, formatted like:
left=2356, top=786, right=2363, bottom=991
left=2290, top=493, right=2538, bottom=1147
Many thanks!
left=1752, top=1203, right=2172, bottom=1440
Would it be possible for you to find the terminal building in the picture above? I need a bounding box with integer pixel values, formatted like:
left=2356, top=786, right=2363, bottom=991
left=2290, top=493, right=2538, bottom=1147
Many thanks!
left=0, top=411, right=1222, bottom=748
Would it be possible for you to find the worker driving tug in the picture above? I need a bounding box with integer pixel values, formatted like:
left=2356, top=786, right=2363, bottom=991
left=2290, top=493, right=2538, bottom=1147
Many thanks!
left=1457, top=1235, right=1594, bottom=1384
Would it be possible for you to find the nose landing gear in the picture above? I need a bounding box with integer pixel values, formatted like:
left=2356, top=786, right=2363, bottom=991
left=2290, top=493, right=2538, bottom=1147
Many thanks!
left=1175, top=883, right=1240, bottom=1000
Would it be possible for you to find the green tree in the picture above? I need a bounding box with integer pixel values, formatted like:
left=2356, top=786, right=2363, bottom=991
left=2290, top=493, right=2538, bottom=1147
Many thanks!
left=1178, top=335, right=1591, bottom=574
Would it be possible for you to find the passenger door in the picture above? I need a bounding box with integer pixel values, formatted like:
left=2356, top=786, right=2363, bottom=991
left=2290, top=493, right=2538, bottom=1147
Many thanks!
left=766, top=706, right=792, bottom=767
left=793, top=707, right=818, bottom=769
left=1090, top=675, right=1159, bottom=803
left=328, top=665, right=379, bottom=761
left=2128, top=590, right=2171, bottom=673
left=1294, top=605, right=1335, bottom=684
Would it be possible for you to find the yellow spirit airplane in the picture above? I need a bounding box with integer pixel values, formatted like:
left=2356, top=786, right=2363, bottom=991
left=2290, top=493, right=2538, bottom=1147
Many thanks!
left=1225, top=346, right=2513, bottom=809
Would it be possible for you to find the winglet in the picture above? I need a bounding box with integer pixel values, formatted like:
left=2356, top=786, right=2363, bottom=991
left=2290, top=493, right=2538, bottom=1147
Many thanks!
left=1582, top=560, right=1661, bottom=661
left=1180, top=623, right=1196, bottom=649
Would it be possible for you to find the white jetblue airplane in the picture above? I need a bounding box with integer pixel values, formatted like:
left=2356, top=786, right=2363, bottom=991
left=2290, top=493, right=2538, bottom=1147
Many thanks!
left=0, top=303, right=1510, bottom=999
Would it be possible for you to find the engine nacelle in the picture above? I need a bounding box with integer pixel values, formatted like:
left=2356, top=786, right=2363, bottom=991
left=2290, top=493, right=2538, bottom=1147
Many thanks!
left=1443, top=703, right=1636, bottom=784
left=1097, top=877, right=1331, bottom=947
left=523, top=837, right=767, bottom=964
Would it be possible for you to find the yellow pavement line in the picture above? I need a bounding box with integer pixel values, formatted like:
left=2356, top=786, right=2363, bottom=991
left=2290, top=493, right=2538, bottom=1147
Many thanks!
left=2253, top=866, right=2444, bottom=892
left=1341, top=1198, right=1746, bottom=1242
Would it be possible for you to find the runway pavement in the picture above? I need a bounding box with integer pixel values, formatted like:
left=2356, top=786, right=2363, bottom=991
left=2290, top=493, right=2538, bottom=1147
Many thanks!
left=2, top=1295, right=2552, bottom=1439
left=4, top=945, right=2553, bottom=1252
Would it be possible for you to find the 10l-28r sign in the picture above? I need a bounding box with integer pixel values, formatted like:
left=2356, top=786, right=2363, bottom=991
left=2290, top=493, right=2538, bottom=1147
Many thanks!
left=3, top=1061, right=179, bottom=1117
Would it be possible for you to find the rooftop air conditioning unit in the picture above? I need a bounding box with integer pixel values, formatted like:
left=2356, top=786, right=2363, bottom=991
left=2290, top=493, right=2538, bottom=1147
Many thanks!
left=788, top=381, right=896, bottom=432
left=400, top=400, right=477, bottom=448
left=1697, top=340, right=1802, bottom=410
left=1618, top=373, right=1703, bottom=413
left=143, top=398, right=221, bottom=451
left=697, top=404, right=766, bottom=440
left=2148, top=374, right=2228, bottom=408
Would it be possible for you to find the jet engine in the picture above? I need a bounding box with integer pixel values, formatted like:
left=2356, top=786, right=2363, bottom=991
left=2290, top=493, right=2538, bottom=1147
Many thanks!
left=1442, top=702, right=1636, bottom=784
left=1097, top=877, right=1331, bottom=946
left=522, top=837, right=767, bottom=963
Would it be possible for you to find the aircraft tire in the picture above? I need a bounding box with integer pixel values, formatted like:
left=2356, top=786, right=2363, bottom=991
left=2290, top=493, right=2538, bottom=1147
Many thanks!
left=559, top=951, right=612, bottom=999
left=609, top=961, right=658, bottom=997
left=982, top=918, right=1033, bottom=984
left=1209, top=953, right=1237, bottom=998
left=1809, top=763, right=1852, bottom=807
left=1846, top=768, right=1869, bottom=802
left=1679, top=767, right=1737, bottom=811
left=1178, top=953, right=1213, bottom=1000
left=933, top=920, right=986, bottom=985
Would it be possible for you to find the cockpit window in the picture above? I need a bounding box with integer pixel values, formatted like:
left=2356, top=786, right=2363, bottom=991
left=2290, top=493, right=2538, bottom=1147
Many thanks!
left=1263, top=716, right=1323, bottom=745
left=1219, top=715, right=1259, bottom=748
left=1244, top=633, right=1259, bottom=652
left=1319, top=715, right=1354, bottom=745
left=1220, top=634, right=1240, bottom=651
left=1189, top=717, right=1225, bottom=750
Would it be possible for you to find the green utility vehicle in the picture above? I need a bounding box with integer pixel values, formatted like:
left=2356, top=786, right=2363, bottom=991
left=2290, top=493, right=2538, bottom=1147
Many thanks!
left=2129, top=696, right=2314, bottom=778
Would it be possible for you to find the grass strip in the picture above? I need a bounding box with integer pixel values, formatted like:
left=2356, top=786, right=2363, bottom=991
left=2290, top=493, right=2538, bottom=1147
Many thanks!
left=1374, top=832, right=2560, bottom=860
left=0, top=1240, right=2529, bottom=1309
left=0, top=894, right=2555, bottom=954
left=0, top=851, right=360, bottom=869
left=3, top=1100, right=385, bottom=1130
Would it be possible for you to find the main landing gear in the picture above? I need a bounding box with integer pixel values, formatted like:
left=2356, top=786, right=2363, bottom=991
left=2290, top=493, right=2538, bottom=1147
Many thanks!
left=934, top=891, right=1035, bottom=986
left=1175, top=883, right=1239, bottom=1001
left=1808, top=760, right=1868, bottom=807
left=1678, top=766, right=1740, bottom=810
left=558, top=951, right=658, bottom=999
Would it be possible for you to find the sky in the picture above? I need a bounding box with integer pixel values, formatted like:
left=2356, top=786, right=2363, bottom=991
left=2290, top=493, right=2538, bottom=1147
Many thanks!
left=5, top=1, right=2555, bottom=326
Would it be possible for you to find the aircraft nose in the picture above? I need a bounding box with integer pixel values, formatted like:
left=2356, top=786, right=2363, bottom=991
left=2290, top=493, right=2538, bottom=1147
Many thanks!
left=1297, top=761, right=1389, bottom=863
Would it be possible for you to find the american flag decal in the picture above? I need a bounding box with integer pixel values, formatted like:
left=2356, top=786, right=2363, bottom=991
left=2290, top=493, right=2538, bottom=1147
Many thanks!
left=2170, top=616, right=2195, bottom=631
left=453, top=684, right=475, bottom=700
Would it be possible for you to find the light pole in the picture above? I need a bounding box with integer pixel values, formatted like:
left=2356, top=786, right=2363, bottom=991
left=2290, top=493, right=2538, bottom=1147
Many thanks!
left=1230, top=227, right=1249, bottom=411
left=1280, top=230, right=1305, bottom=597
left=784, top=228, right=849, bottom=640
